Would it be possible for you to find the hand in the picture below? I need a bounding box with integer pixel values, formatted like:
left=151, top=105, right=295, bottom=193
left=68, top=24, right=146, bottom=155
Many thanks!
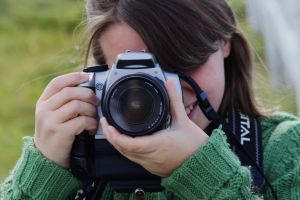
left=34, top=72, right=98, bottom=168
left=101, top=79, right=209, bottom=177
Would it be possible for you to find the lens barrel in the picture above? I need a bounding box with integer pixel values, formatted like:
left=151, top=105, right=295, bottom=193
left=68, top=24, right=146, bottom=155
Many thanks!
left=102, top=74, right=169, bottom=136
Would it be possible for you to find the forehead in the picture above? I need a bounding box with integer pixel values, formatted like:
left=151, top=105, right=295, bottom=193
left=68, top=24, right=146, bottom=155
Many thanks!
left=99, top=23, right=148, bottom=66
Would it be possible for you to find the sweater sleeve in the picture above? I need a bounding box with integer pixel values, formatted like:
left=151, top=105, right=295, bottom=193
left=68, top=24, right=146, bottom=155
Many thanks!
left=0, top=136, right=82, bottom=200
left=161, top=129, right=261, bottom=200
left=261, top=114, right=300, bottom=200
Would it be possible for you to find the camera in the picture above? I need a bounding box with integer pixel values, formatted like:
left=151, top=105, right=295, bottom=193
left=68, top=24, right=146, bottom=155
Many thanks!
left=71, top=52, right=182, bottom=191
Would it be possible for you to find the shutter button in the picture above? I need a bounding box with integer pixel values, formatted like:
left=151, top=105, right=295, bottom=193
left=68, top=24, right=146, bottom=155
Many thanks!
left=134, top=188, right=145, bottom=200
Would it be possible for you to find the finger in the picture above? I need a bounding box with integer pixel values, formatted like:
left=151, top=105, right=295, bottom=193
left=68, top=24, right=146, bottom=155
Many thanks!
left=165, top=79, right=188, bottom=122
left=100, top=117, right=155, bottom=154
left=39, top=72, right=90, bottom=101
left=45, top=87, right=98, bottom=110
left=61, top=116, right=98, bottom=137
left=55, top=100, right=97, bottom=123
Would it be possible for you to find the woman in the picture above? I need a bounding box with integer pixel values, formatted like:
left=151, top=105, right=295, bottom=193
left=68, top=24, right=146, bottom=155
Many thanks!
left=1, top=0, right=300, bottom=199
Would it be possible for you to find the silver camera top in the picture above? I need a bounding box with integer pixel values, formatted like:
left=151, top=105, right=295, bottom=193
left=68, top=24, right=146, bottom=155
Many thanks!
left=105, top=52, right=166, bottom=90
left=115, top=51, right=157, bottom=65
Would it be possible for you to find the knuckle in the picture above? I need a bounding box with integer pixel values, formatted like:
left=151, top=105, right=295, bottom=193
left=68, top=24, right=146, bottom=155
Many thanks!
left=82, top=116, right=94, bottom=127
left=61, top=87, right=72, bottom=97
left=71, top=100, right=82, bottom=111
left=49, top=76, right=62, bottom=90
left=85, top=118, right=97, bottom=131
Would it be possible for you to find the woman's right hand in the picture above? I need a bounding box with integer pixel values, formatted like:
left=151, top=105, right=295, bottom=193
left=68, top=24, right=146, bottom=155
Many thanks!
left=34, top=72, right=99, bottom=169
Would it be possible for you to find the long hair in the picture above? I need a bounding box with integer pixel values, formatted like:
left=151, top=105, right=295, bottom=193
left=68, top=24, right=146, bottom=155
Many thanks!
left=85, top=0, right=263, bottom=117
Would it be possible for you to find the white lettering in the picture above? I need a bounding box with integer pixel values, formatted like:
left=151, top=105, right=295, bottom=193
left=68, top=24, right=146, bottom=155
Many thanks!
left=240, top=114, right=251, bottom=145
left=240, top=114, right=250, bottom=128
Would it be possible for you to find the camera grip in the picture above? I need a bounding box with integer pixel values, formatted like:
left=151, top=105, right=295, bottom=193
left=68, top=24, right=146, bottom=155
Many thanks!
left=71, top=76, right=96, bottom=180
left=71, top=131, right=94, bottom=180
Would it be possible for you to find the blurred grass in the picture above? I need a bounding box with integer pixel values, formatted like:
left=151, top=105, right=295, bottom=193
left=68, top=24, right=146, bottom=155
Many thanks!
left=0, top=0, right=297, bottom=181
left=0, top=0, right=85, bottom=180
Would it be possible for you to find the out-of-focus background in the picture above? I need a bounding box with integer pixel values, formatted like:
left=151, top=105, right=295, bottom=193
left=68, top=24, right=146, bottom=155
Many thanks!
left=0, top=0, right=85, bottom=180
left=0, top=0, right=298, bottom=180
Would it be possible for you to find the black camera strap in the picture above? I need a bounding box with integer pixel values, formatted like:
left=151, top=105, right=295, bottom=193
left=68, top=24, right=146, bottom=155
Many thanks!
left=205, top=105, right=264, bottom=190
left=179, top=73, right=277, bottom=199
left=228, top=104, right=264, bottom=190
left=69, top=180, right=104, bottom=200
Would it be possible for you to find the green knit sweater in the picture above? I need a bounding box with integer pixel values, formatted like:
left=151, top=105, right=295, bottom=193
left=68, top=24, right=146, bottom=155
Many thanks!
left=1, top=112, right=300, bottom=199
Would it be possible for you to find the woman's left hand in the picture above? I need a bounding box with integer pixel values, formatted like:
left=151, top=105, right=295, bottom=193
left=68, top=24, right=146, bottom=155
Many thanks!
left=100, top=79, right=209, bottom=177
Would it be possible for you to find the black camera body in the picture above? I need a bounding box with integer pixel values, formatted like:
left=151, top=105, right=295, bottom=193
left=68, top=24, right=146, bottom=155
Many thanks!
left=71, top=52, right=182, bottom=191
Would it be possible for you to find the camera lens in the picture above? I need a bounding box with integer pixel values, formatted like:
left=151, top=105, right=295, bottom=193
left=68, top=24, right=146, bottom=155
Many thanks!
left=119, top=87, right=154, bottom=124
left=102, top=74, right=169, bottom=136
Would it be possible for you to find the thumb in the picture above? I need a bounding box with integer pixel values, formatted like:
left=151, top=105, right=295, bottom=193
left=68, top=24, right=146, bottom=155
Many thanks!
left=165, top=79, right=188, bottom=123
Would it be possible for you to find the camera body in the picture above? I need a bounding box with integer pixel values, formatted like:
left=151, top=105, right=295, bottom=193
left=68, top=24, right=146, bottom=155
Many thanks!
left=71, top=52, right=182, bottom=191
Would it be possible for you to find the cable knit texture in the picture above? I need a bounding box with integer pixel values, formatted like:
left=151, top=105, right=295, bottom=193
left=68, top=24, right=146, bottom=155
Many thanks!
left=1, top=112, right=300, bottom=199
left=0, top=137, right=82, bottom=199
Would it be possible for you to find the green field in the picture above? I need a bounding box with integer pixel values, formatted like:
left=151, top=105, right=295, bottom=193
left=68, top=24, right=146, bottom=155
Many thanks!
left=0, top=0, right=297, bottom=181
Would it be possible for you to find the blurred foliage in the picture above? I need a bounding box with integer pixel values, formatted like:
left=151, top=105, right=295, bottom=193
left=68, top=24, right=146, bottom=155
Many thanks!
left=0, top=0, right=85, bottom=180
left=0, top=0, right=297, bottom=181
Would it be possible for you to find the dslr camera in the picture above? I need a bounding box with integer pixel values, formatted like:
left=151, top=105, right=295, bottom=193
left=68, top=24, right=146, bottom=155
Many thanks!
left=71, top=52, right=182, bottom=192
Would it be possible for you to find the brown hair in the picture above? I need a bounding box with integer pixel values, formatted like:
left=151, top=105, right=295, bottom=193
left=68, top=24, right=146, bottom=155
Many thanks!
left=85, top=0, right=263, bottom=117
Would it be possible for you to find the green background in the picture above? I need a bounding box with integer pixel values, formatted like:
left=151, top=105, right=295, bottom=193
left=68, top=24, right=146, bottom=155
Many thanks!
left=0, top=0, right=297, bottom=180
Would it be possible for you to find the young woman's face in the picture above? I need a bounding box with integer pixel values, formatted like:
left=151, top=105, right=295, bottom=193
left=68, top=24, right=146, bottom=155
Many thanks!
left=99, top=23, right=228, bottom=130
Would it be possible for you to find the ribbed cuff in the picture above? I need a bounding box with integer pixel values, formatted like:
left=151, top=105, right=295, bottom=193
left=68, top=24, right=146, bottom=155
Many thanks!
left=10, top=137, right=82, bottom=199
left=162, top=129, right=242, bottom=199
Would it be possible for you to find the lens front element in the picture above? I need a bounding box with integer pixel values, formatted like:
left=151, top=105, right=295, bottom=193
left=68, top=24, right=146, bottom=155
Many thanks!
left=119, top=86, right=154, bottom=125
left=103, top=74, right=169, bottom=136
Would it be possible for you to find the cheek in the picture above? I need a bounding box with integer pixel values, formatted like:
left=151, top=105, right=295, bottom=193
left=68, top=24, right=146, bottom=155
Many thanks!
left=191, top=67, right=225, bottom=110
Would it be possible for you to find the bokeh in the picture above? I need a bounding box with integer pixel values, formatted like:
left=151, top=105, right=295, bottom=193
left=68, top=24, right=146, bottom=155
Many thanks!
left=0, top=0, right=86, bottom=179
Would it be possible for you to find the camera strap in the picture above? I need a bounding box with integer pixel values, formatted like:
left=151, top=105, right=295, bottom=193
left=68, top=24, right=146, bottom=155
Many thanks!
left=179, top=74, right=279, bottom=199
left=205, top=105, right=264, bottom=190
left=227, top=104, right=264, bottom=190
left=69, top=180, right=105, bottom=200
